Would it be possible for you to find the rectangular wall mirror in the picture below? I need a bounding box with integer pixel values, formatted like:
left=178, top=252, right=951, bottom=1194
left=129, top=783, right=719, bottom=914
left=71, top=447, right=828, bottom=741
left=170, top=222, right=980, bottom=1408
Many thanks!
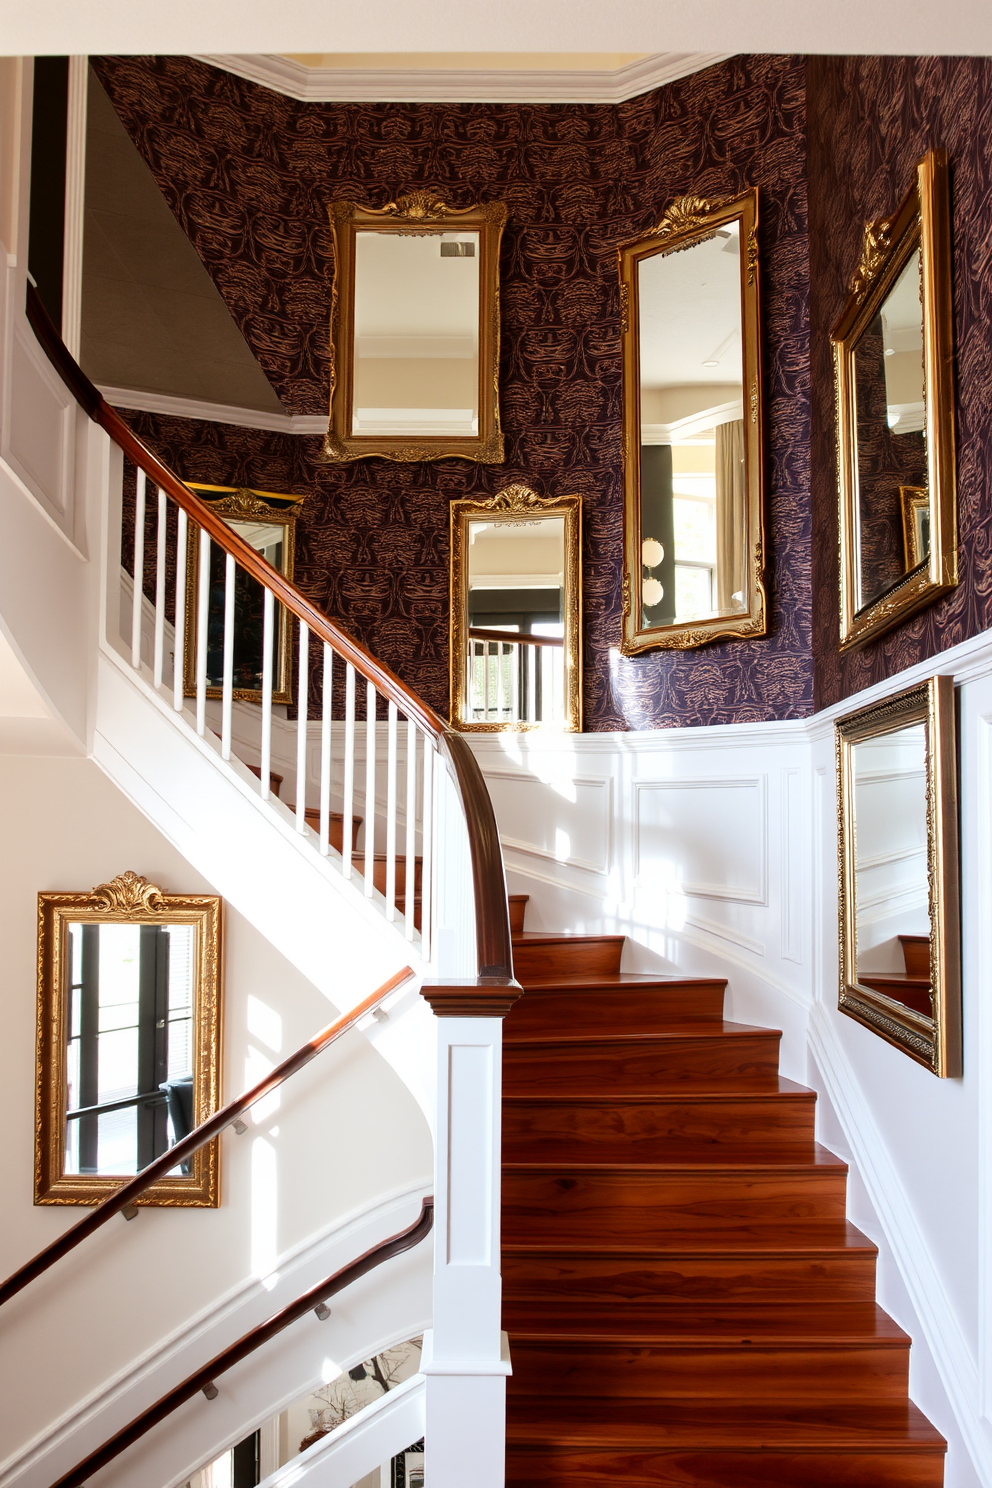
left=324, top=193, right=507, bottom=464
left=618, top=187, right=766, bottom=653
left=836, top=675, right=960, bottom=1076
left=833, top=147, right=957, bottom=649
left=183, top=485, right=300, bottom=706
left=36, top=872, right=222, bottom=1205
left=450, top=484, right=581, bottom=732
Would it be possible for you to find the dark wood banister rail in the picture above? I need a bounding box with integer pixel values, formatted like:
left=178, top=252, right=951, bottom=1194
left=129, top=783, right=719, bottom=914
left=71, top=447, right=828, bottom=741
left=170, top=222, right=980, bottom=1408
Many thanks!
left=0, top=965, right=415, bottom=1308
left=25, top=284, right=513, bottom=983
left=49, top=1197, right=434, bottom=1488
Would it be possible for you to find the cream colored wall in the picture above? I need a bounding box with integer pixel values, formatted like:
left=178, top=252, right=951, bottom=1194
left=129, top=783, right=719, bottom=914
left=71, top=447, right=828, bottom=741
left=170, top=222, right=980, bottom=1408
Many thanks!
left=0, top=754, right=432, bottom=1463
left=0, top=59, right=25, bottom=262
left=640, top=383, right=740, bottom=424
left=354, top=357, right=477, bottom=412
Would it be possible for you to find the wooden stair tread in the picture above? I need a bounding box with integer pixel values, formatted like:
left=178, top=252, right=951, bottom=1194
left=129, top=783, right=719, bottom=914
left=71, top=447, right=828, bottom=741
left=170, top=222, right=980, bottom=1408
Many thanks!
left=512, top=931, right=626, bottom=946
left=503, top=1143, right=847, bottom=1173
left=506, top=1021, right=779, bottom=1047
left=503, top=1302, right=908, bottom=1345
left=503, top=1221, right=878, bottom=1257
left=505, top=1398, right=945, bottom=1450
left=514, top=972, right=727, bottom=991
left=503, top=1077, right=815, bottom=1105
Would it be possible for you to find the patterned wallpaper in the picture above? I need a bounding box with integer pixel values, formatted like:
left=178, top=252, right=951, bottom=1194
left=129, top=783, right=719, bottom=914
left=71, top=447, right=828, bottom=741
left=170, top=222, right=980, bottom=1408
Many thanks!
left=94, top=53, right=812, bottom=730
left=807, top=56, right=992, bottom=708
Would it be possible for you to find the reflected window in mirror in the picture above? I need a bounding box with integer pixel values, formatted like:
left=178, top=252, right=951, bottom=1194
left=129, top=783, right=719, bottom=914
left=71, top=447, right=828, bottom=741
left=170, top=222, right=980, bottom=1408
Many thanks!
left=450, top=486, right=581, bottom=733
left=183, top=486, right=300, bottom=707
left=325, top=195, right=507, bottom=464
left=833, top=148, right=957, bottom=649
left=36, top=873, right=222, bottom=1205
left=619, top=189, right=766, bottom=654
left=836, top=677, right=960, bottom=1076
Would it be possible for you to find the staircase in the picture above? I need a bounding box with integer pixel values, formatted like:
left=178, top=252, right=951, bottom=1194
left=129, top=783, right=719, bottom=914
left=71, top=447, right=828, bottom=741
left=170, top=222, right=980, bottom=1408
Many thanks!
left=501, top=896, right=945, bottom=1487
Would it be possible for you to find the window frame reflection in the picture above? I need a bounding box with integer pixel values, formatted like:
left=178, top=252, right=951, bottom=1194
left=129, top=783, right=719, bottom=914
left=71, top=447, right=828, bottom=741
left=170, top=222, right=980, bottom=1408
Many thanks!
left=36, top=872, right=222, bottom=1206
left=618, top=187, right=767, bottom=654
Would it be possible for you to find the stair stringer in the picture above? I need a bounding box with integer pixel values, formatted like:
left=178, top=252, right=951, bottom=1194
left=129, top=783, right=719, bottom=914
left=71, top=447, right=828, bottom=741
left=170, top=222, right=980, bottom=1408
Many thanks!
left=0, top=1187, right=431, bottom=1488
left=91, top=643, right=438, bottom=1122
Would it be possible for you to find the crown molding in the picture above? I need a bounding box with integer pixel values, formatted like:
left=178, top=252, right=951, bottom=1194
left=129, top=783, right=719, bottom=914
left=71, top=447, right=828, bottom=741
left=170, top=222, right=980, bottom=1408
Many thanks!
left=99, top=385, right=327, bottom=435
left=193, top=51, right=735, bottom=104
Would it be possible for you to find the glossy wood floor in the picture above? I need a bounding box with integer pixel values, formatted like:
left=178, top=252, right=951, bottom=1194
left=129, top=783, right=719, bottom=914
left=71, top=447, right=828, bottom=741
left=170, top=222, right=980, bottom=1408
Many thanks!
left=502, top=896, right=945, bottom=1487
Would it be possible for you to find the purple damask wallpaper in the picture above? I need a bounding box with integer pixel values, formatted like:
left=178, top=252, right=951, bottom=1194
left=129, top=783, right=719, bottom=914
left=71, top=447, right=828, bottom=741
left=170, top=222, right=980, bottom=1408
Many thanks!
left=807, top=55, right=992, bottom=708
left=94, top=53, right=812, bottom=729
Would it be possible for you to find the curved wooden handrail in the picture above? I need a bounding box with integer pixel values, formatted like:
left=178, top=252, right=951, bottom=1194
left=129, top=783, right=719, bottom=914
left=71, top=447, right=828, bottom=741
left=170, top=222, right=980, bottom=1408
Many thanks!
left=25, top=285, right=513, bottom=982
left=468, top=626, right=564, bottom=649
left=49, top=1197, right=434, bottom=1488
left=0, top=966, right=415, bottom=1308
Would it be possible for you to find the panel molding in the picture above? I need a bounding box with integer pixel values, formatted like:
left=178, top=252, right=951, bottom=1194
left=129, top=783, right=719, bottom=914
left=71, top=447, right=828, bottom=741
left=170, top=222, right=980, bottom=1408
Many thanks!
left=100, top=384, right=326, bottom=434
left=481, top=768, right=611, bottom=876
left=633, top=775, right=769, bottom=906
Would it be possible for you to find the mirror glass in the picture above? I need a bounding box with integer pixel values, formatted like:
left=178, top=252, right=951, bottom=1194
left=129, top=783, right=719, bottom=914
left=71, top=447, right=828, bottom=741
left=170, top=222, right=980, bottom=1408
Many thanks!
left=637, top=220, right=746, bottom=630
left=465, top=513, right=566, bottom=726
left=851, top=723, right=932, bottom=1018
left=853, top=248, right=929, bottom=609
left=185, top=488, right=297, bottom=706
left=352, top=230, right=480, bottom=438
left=64, top=921, right=197, bottom=1175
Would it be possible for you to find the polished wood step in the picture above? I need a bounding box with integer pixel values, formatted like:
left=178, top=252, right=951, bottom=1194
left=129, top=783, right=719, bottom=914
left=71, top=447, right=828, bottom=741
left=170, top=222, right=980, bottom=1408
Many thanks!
left=503, top=1025, right=782, bottom=1095
left=502, top=1084, right=817, bottom=1162
left=502, top=1224, right=880, bottom=1306
left=511, top=931, right=625, bottom=981
left=505, top=975, right=727, bottom=1036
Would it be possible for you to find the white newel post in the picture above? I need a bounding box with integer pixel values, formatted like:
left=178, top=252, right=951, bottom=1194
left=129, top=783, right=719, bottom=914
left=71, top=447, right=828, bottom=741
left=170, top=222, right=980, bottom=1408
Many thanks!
left=420, top=979, right=521, bottom=1488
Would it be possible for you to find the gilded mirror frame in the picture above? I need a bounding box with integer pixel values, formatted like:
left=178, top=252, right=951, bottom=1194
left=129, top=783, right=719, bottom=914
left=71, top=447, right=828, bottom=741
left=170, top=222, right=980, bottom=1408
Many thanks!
left=832, top=147, right=957, bottom=650
left=449, top=483, right=582, bottom=733
left=618, top=187, right=766, bottom=654
left=183, top=486, right=299, bottom=706
left=323, top=192, right=507, bottom=464
left=35, top=872, right=223, bottom=1206
left=835, top=675, right=960, bottom=1077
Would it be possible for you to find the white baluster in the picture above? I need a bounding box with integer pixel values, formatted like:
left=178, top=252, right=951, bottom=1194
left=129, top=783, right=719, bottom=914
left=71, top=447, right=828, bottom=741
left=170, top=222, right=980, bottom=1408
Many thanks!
left=153, top=487, right=167, bottom=689
left=405, top=718, right=417, bottom=941
left=484, top=643, right=492, bottom=721
left=385, top=700, right=398, bottom=922
left=319, top=642, right=333, bottom=856
left=364, top=680, right=376, bottom=896
left=221, top=553, right=235, bottom=760
left=196, top=528, right=210, bottom=737
left=296, top=621, right=309, bottom=832
left=131, top=468, right=146, bottom=669
left=421, top=735, right=434, bottom=962
left=342, top=664, right=356, bottom=880
left=173, top=508, right=187, bottom=711
left=495, top=640, right=505, bottom=725
left=526, top=642, right=537, bottom=725
left=260, top=588, right=274, bottom=801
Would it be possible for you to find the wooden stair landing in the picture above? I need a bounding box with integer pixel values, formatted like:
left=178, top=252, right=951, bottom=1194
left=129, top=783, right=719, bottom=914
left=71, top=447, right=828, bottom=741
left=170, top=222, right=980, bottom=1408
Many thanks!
left=502, top=895, right=944, bottom=1486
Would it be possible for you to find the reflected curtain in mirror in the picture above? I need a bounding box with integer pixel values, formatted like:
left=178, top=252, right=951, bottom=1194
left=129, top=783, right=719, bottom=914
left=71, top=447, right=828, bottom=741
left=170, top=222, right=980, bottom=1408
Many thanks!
left=833, top=148, right=957, bottom=649
left=35, top=872, right=222, bottom=1205
left=324, top=193, right=507, bottom=464
left=835, top=676, right=960, bottom=1076
left=450, top=484, right=581, bottom=732
left=183, top=486, right=299, bottom=706
left=618, top=188, right=766, bottom=653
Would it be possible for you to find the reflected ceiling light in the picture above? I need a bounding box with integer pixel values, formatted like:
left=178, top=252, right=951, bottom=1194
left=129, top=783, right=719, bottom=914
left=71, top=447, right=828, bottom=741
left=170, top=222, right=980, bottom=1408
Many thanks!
left=702, top=358, right=720, bottom=367
left=642, top=577, right=664, bottom=607
left=642, top=538, right=664, bottom=567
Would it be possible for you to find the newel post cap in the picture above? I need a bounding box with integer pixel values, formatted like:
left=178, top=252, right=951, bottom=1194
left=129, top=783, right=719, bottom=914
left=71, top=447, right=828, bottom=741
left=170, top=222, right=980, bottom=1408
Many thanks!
left=420, top=977, right=523, bottom=1018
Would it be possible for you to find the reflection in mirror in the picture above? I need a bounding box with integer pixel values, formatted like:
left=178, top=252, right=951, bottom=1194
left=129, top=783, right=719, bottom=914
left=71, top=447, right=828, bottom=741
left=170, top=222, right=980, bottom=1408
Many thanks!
left=325, top=195, right=507, bottom=463
left=620, top=189, right=765, bottom=654
left=853, top=249, right=929, bottom=609
left=833, top=148, right=957, bottom=649
left=352, top=230, right=480, bottom=438
left=637, top=220, right=746, bottom=629
left=450, top=486, right=581, bottom=733
left=851, top=723, right=932, bottom=1017
left=836, top=676, right=960, bottom=1076
left=184, top=486, right=299, bottom=706
left=36, top=873, right=222, bottom=1204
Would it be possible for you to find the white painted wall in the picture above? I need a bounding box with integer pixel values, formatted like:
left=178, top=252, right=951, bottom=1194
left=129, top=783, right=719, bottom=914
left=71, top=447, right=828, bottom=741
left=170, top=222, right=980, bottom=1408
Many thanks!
left=0, top=755, right=432, bottom=1481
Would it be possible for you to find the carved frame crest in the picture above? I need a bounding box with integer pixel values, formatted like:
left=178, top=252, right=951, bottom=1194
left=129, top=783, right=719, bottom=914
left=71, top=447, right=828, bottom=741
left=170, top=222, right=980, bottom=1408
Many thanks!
left=323, top=193, right=508, bottom=465
left=36, top=874, right=223, bottom=1206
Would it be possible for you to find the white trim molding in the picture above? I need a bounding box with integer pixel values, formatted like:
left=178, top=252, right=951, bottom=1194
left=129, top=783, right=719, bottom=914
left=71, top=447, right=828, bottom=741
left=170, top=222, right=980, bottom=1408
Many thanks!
left=193, top=52, right=734, bottom=104
left=99, top=385, right=327, bottom=435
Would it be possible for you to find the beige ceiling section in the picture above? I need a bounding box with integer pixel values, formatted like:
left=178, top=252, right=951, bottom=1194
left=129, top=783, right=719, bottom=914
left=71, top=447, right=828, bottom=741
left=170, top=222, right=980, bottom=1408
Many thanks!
left=80, top=72, right=284, bottom=414
left=283, top=52, right=648, bottom=70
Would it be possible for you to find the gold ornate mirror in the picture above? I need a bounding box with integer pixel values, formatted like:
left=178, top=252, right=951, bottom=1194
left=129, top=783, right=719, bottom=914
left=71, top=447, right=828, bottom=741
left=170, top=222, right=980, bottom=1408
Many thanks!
left=832, top=148, right=957, bottom=649
left=618, top=188, right=766, bottom=653
left=36, top=872, right=222, bottom=1205
left=324, top=193, right=507, bottom=464
left=183, top=485, right=300, bottom=706
left=450, top=484, right=581, bottom=732
left=836, top=675, right=960, bottom=1076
